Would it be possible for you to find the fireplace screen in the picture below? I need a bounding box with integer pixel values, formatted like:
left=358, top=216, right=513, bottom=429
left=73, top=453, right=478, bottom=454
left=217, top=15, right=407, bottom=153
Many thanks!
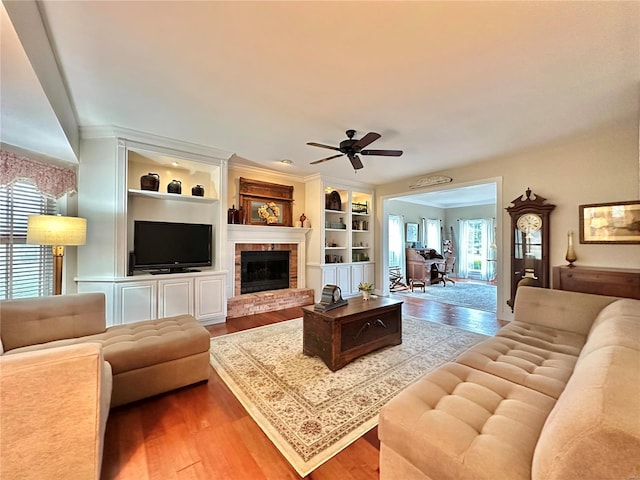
left=241, top=250, right=290, bottom=294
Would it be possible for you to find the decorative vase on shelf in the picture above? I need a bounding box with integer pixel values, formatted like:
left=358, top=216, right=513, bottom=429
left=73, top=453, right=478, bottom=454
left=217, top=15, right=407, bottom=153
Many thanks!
left=167, top=179, right=182, bottom=194
left=140, top=173, right=159, bottom=191
left=565, top=230, right=577, bottom=267
left=361, top=291, right=370, bottom=300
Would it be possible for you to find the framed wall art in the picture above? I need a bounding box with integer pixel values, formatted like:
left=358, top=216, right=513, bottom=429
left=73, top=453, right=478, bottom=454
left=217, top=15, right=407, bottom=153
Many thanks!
left=579, top=200, right=640, bottom=244
left=406, top=222, right=419, bottom=243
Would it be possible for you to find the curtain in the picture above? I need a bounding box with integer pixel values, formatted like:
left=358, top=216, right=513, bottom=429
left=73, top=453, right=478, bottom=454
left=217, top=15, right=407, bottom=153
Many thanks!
left=483, top=218, right=496, bottom=281
left=458, top=220, right=470, bottom=278
left=388, top=214, right=404, bottom=272
left=421, top=218, right=441, bottom=251
left=0, top=150, right=76, bottom=199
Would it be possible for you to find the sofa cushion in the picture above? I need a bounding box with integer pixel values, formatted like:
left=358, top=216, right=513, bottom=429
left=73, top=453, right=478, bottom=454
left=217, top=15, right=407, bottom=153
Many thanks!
left=580, top=299, right=640, bottom=359
left=496, top=321, right=586, bottom=356
left=455, top=336, right=578, bottom=398
left=7, top=315, right=210, bottom=375
left=379, top=362, right=557, bottom=480
left=513, top=286, right=619, bottom=336
left=532, top=345, right=640, bottom=480
left=0, top=293, right=106, bottom=351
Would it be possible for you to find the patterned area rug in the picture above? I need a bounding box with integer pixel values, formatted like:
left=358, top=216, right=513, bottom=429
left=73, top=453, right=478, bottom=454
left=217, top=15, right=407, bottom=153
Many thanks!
left=209, top=316, right=486, bottom=476
left=398, top=282, right=497, bottom=312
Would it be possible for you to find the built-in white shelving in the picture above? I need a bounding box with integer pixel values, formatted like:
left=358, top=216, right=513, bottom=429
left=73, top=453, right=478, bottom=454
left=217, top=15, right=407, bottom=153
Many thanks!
left=304, top=175, right=375, bottom=301
left=128, top=189, right=218, bottom=204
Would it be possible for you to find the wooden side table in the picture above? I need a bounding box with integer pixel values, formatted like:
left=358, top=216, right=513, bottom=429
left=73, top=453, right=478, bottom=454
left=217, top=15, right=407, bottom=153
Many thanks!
left=302, top=297, right=403, bottom=371
left=553, top=265, right=640, bottom=299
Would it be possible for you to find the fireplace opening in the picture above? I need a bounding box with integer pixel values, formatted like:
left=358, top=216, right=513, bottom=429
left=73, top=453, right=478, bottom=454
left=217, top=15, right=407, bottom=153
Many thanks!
left=241, top=250, right=290, bottom=294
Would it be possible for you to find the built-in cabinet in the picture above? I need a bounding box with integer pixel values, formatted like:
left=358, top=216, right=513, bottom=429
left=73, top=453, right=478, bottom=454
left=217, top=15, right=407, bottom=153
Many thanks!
left=79, top=271, right=225, bottom=326
left=305, top=175, right=375, bottom=301
left=76, top=127, right=232, bottom=325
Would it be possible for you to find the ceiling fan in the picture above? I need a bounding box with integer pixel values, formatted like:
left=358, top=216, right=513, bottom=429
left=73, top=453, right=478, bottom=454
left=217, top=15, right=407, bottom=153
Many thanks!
left=307, top=129, right=403, bottom=170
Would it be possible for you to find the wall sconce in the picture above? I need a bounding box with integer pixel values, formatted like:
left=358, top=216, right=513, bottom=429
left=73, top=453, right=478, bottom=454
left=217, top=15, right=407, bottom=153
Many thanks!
left=27, top=215, right=87, bottom=295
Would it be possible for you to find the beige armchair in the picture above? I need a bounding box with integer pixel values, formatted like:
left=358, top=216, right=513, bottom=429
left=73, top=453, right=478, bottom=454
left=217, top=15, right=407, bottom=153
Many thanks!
left=0, top=343, right=112, bottom=480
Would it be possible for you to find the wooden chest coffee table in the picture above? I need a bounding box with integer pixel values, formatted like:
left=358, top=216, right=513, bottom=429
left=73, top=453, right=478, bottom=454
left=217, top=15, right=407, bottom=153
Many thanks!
left=302, top=297, right=403, bottom=371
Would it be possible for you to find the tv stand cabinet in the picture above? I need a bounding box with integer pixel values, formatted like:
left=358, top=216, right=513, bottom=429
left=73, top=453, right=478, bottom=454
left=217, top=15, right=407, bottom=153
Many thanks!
left=77, top=270, right=226, bottom=326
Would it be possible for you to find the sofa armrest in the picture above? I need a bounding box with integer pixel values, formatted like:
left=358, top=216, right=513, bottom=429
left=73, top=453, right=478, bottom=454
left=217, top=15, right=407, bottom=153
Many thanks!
left=0, top=343, right=112, bottom=480
left=513, top=286, right=619, bottom=336
left=0, top=293, right=107, bottom=351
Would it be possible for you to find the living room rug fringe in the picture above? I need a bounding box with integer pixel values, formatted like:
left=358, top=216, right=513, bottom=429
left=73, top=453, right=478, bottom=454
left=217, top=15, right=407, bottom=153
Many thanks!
left=209, top=316, right=486, bottom=476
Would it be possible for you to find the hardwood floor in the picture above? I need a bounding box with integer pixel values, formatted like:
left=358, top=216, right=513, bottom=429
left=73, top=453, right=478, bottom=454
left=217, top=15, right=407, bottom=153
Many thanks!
left=101, top=295, right=504, bottom=480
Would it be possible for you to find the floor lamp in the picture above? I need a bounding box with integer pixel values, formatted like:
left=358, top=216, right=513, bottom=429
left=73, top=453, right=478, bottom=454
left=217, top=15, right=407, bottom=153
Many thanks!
left=27, top=215, right=87, bottom=295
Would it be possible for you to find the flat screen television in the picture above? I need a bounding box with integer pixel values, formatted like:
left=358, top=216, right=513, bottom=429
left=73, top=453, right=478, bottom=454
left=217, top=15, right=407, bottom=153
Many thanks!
left=132, top=220, right=212, bottom=274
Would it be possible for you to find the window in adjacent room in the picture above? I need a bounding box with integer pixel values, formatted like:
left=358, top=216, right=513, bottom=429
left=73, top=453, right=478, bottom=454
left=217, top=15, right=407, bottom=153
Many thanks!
left=421, top=218, right=441, bottom=251
left=458, top=218, right=495, bottom=280
left=0, top=181, right=58, bottom=299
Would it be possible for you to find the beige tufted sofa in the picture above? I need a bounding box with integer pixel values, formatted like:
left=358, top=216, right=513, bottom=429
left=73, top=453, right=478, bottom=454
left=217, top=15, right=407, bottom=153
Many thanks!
left=379, top=286, right=640, bottom=480
left=0, top=293, right=211, bottom=479
left=0, top=292, right=211, bottom=407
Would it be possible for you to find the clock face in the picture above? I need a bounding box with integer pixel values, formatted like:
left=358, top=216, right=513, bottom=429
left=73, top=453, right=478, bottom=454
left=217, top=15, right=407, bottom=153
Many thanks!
left=517, top=213, right=543, bottom=232
left=332, top=286, right=342, bottom=302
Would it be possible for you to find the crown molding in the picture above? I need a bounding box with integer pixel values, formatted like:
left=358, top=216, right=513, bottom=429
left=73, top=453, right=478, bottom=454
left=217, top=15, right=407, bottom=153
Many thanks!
left=228, top=161, right=307, bottom=183
left=79, top=125, right=234, bottom=162
left=303, top=172, right=374, bottom=191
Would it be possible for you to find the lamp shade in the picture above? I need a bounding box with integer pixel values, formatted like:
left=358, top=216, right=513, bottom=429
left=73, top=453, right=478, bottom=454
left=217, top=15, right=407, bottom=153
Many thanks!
left=27, top=215, right=87, bottom=246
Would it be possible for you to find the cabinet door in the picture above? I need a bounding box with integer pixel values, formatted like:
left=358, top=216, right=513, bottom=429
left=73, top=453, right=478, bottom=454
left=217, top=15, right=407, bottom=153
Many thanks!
left=363, top=263, right=375, bottom=286
left=321, top=265, right=350, bottom=295
left=351, top=263, right=364, bottom=293
left=336, top=264, right=351, bottom=295
left=195, top=275, right=225, bottom=322
left=322, top=266, right=337, bottom=286
left=118, top=282, right=156, bottom=324
left=158, top=278, right=193, bottom=318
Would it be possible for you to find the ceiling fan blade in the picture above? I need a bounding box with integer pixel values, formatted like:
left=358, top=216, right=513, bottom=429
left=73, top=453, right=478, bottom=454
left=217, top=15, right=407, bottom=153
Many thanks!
left=360, top=149, right=403, bottom=157
left=310, top=153, right=344, bottom=165
left=352, top=132, right=381, bottom=150
left=349, top=154, right=364, bottom=170
left=306, top=142, right=341, bottom=152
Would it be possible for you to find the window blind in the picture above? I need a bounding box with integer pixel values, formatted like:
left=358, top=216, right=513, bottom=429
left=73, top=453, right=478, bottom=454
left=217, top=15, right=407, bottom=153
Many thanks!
left=0, top=181, right=57, bottom=299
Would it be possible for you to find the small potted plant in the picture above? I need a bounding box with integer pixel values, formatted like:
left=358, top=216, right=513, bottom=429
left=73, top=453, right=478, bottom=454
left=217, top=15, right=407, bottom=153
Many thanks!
left=358, top=282, right=374, bottom=300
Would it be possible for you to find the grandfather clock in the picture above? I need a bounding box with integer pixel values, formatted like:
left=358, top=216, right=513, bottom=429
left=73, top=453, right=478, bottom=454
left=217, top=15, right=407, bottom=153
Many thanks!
left=506, top=188, right=555, bottom=311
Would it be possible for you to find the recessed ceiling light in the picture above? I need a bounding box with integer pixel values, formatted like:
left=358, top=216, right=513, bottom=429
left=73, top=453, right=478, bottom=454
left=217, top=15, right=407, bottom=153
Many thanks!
left=280, top=159, right=293, bottom=165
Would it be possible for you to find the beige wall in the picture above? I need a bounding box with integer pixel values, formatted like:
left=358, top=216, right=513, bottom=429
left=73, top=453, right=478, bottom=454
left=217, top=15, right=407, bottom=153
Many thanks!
left=378, top=121, right=639, bottom=267
left=227, top=165, right=307, bottom=224
left=377, top=120, right=639, bottom=318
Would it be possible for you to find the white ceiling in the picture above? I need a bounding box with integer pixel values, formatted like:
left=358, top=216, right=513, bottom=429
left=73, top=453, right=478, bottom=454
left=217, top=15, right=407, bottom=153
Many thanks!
left=394, top=183, right=496, bottom=209
left=1, top=1, right=638, bottom=185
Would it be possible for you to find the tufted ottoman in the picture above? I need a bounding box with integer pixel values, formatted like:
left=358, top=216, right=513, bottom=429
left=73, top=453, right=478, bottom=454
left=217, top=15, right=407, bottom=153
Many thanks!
left=84, top=315, right=211, bottom=406
left=1, top=293, right=212, bottom=407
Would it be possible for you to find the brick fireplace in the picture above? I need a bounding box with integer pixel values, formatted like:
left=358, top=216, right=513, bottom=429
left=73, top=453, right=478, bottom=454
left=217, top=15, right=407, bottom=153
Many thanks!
left=226, top=225, right=313, bottom=318
left=234, top=243, right=298, bottom=294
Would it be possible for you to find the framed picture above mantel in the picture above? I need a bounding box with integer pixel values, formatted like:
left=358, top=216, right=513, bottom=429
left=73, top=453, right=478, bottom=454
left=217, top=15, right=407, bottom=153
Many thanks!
left=239, top=177, right=294, bottom=226
left=579, top=200, right=640, bottom=244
